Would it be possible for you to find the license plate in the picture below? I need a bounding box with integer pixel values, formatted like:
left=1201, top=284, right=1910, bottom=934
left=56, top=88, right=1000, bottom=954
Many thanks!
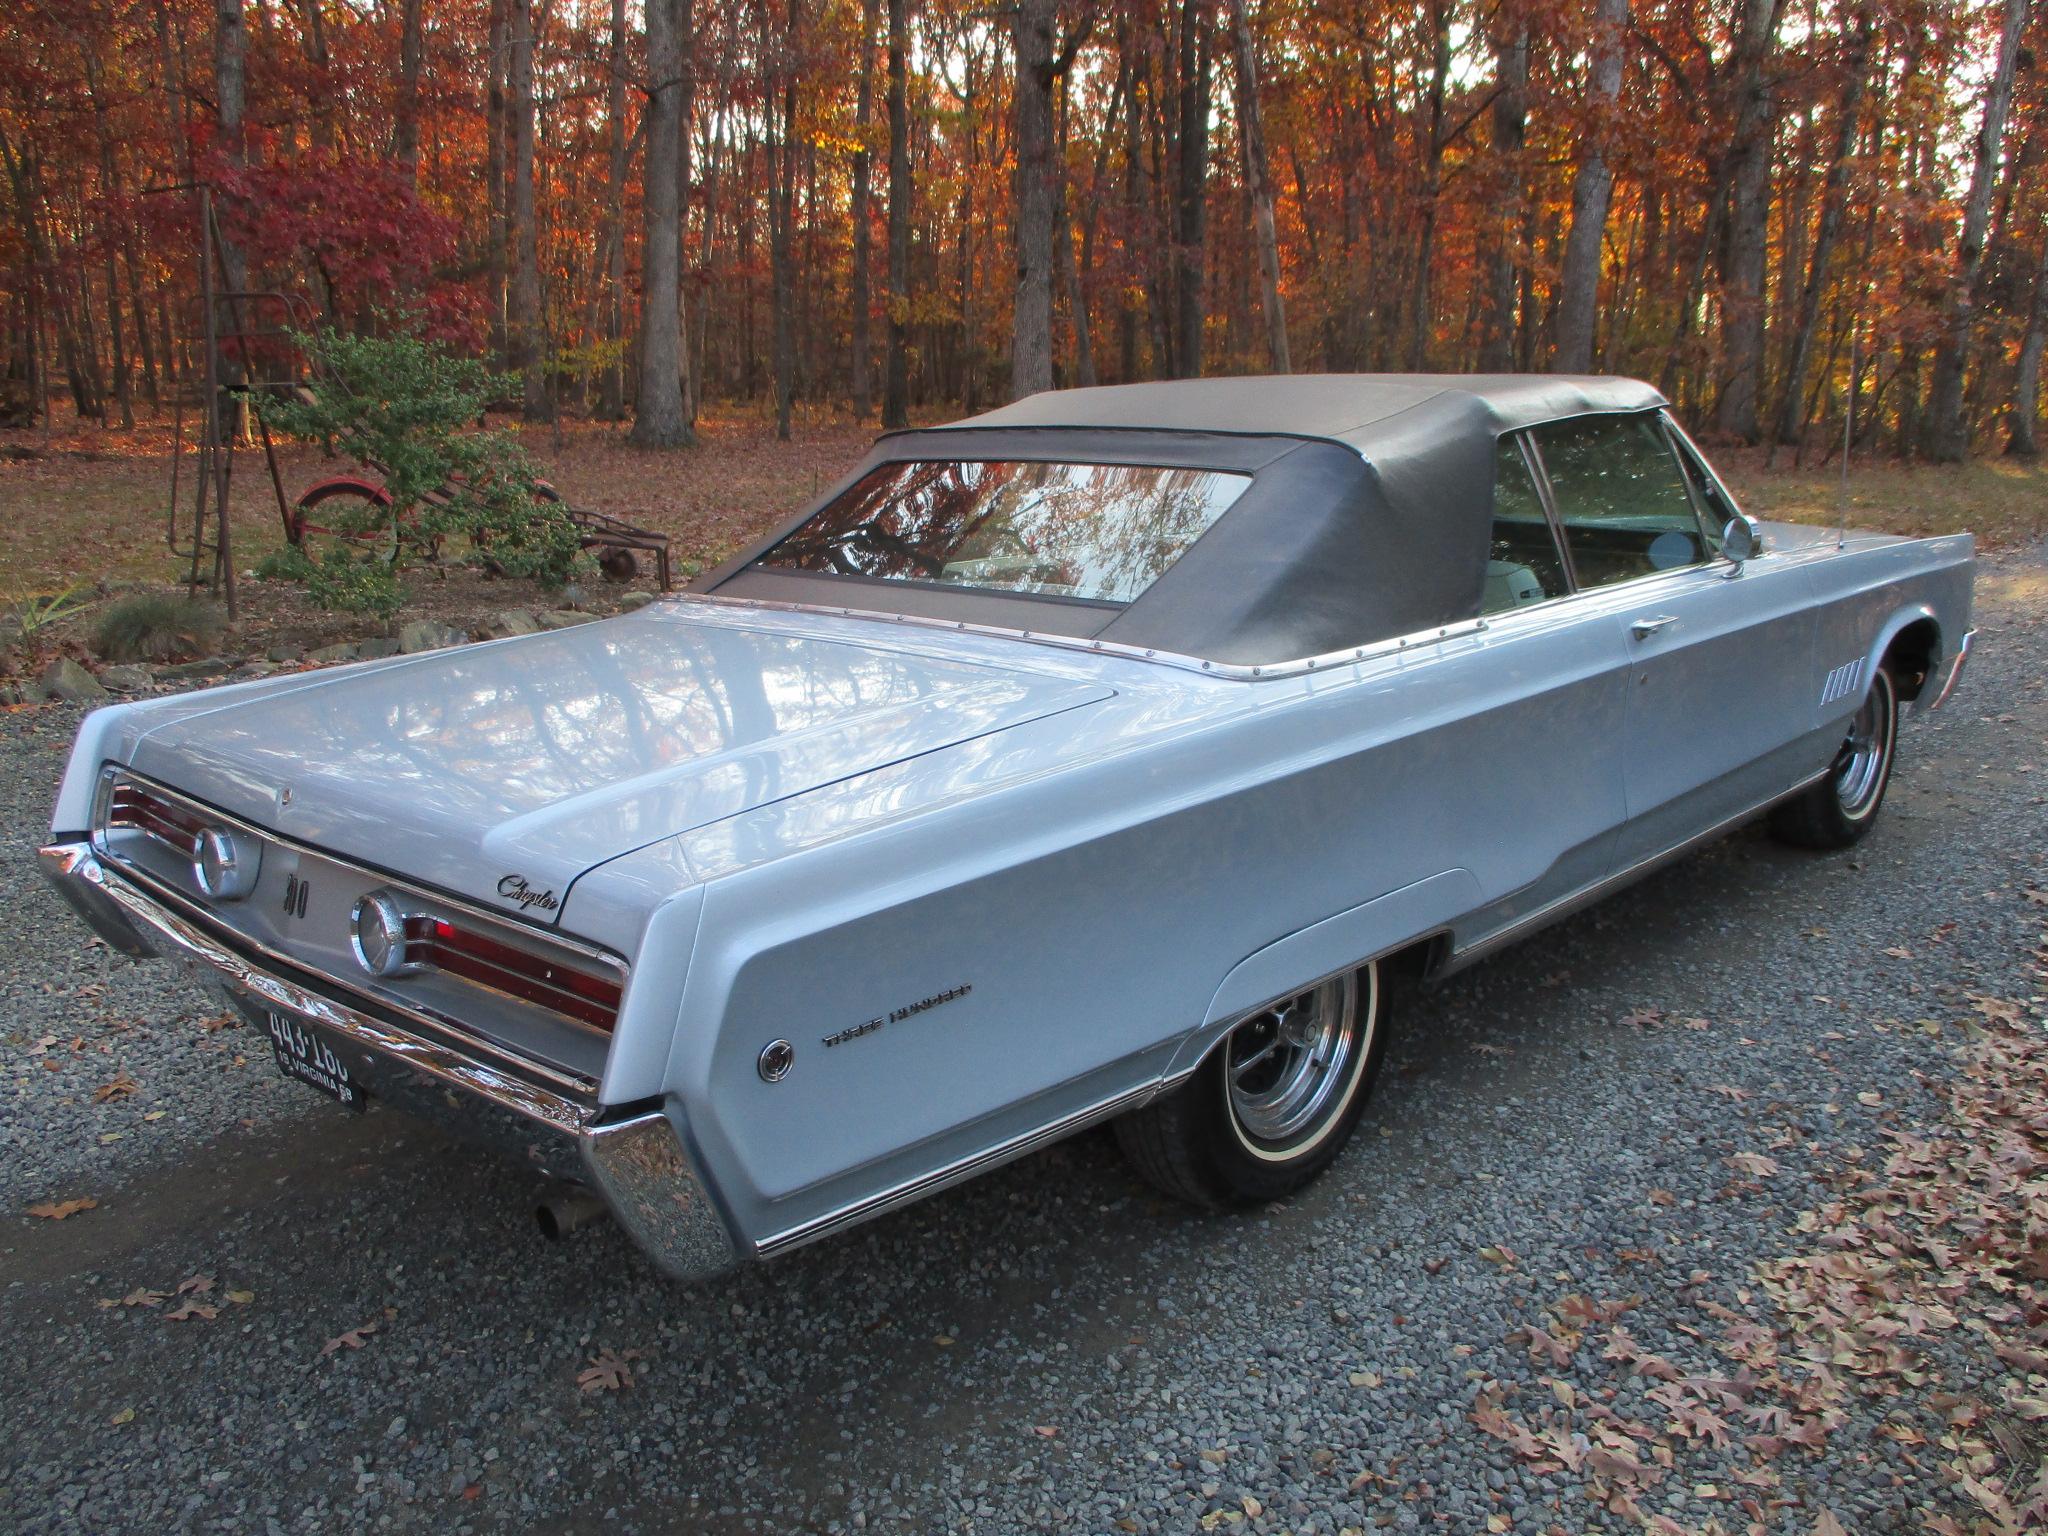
left=264, top=1011, right=366, bottom=1112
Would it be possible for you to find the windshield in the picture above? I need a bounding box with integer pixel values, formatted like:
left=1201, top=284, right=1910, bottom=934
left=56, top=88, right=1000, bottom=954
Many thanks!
left=752, top=459, right=1250, bottom=604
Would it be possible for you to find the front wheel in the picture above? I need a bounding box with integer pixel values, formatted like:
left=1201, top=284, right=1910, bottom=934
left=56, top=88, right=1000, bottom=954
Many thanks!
left=1115, top=961, right=1386, bottom=1208
left=1770, top=665, right=1899, bottom=849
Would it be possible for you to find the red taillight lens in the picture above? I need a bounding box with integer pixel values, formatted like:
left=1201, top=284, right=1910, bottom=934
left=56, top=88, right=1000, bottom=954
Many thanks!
left=416, top=917, right=622, bottom=1032
left=106, top=781, right=206, bottom=856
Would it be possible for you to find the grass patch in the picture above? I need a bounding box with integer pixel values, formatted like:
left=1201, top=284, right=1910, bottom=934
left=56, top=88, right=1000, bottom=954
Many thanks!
left=1716, top=447, right=2048, bottom=545
left=94, top=593, right=226, bottom=663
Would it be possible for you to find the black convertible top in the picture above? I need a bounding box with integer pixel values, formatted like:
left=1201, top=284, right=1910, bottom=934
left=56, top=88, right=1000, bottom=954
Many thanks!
left=703, top=375, right=1670, bottom=665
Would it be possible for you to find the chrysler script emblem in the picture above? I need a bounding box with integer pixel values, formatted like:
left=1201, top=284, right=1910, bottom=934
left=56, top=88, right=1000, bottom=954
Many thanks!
left=496, top=875, right=560, bottom=913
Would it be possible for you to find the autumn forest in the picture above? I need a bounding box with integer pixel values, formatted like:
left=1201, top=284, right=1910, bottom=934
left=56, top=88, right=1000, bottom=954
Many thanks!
left=1, top=0, right=2042, bottom=463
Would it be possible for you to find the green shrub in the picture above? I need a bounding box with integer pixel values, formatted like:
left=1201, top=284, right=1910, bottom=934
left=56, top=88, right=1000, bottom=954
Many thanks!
left=254, top=544, right=314, bottom=582
left=304, top=548, right=404, bottom=618
left=264, top=328, right=590, bottom=604
left=94, top=594, right=226, bottom=663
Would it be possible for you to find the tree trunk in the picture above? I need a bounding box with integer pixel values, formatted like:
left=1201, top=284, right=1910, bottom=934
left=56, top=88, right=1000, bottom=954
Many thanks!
left=2009, top=225, right=2048, bottom=456
left=487, top=0, right=509, bottom=363
left=396, top=0, right=424, bottom=174
left=1011, top=0, right=1057, bottom=398
left=1406, top=0, right=1451, bottom=370
left=1226, top=0, right=1288, bottom=372
left=1479, top=10, right=1528, bottom=372
left=1711, top=0, right=1783, bottom=441
left=295, top=0, right=336, bottom=156
left=1173, top=0, right=1213, bottom=378
left=85, top=49, right=134, bottom=428
left=1771, top=7, right=1870, bottom=452
left=769, top=0, right=799, bottom=440
left=632, top=0, right=691, bottom=446
left=212, top=0, right=250, bottom=300
left=1924, top=0, right=2029, bottom=461
left=1552, top=0, right=1626, bottom=372
left=850, top=0, right=878, bottom=418
left=596, top=0, right=629, bottom=420
left=508, top=0, right=546, bottom=420
left=882, top=0, right=911, bottom=429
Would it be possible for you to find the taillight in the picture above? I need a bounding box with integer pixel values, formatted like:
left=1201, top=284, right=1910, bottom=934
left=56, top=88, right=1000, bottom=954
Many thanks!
left=348, top=889, right=622, bottom=1032
left=419, top=918, right=623, bottom=1032
left=106, top=780, right=206, bottom=856
left=106, top=780, right=262, bottom=901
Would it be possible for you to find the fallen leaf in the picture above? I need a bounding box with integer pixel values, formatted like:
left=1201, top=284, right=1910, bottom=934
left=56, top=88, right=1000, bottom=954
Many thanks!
left=1032, top=1424, right=1058, bottom=1437
left=109, top=1407, right=135, bottom=1425
left=165, top=1298, right=218, bottom=1322
left=92, top=1073, right=139, bottom=1102
left=26, top=1197, right=97, bottom=1220
left=933, top=1334, right=955, bottom=1347
left=320, top=1320, right=380, bottom=1357
left=226, top=1289, right=255, bottom=1305
left=1347, top=1370, right=1382, bottom=1388
left=175, top=1274, right=215, bottom=1295
left=1725, top=1152, right=1779, bottom=1178
left=577, top=1349, right=639, bottom=1393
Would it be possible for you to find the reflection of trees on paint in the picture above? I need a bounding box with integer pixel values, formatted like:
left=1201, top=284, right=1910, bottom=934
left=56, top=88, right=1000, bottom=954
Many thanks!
left=761, top=460, right=1248, bottom=603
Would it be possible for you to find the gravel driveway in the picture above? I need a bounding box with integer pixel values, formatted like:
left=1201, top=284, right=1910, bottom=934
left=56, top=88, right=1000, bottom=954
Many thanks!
left=3, top=546, right=2043, bottom=1535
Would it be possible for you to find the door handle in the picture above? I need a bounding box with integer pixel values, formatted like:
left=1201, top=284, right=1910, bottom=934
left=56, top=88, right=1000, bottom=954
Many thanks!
left=1629, top=615, right=1680, bottom=640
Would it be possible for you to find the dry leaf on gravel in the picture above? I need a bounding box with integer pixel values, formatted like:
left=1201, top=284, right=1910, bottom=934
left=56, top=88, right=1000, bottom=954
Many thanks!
left=165, top=1298, right=219, bottom=1322
left=576, top=1348, right=642, bottom=1393
left=91, top=1073, right=138, bottom=1102
left=26, top=1197, right=97, bottom=1220
left=319, top=1320, right=379, bottom=1357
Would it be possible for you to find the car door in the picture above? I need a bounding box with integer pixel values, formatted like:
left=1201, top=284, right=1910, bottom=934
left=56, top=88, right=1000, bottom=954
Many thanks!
left=1528, top=410, right=1817, bottom=871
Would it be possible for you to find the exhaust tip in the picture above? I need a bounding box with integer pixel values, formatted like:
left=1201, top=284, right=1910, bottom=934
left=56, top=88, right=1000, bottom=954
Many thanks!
left=535, top=1185, right=609, bottom=1241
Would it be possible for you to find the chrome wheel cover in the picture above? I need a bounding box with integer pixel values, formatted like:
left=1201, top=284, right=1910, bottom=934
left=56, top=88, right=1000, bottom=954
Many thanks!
left=1223, top=969, right=1373, bottom=1154
left=1833, top=672, right=1894, bottom=818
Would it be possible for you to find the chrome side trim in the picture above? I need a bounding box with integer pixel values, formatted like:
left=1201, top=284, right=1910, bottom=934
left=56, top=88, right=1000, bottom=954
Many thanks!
left=39, top=841, right=738, bottom=1284
left=1445, top=769, right=1830, bottom=971
left=755, top=1077, right=1166, bottom=1256
left=1927, top=628, right=1975, bottom=711
left=677, top=591, right=1493, bottom=681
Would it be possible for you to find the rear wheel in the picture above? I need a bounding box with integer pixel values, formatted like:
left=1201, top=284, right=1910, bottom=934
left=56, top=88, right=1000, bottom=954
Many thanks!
left=1770, top=665, right=1899, bottom=849
left=1115, top=961, right=1386, bottom=1207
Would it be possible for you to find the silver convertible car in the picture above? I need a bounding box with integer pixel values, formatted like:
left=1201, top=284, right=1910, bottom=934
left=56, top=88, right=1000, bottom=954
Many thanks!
left=43, top=376, right=1975, bottom=1282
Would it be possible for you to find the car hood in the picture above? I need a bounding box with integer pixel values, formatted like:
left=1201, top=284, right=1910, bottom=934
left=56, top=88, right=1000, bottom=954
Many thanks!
left=124, top=612, right=1112, bottom=920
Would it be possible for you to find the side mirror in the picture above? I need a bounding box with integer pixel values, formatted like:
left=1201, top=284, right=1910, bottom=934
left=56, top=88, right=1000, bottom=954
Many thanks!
left=1721, top=514, right=1762, bottom=568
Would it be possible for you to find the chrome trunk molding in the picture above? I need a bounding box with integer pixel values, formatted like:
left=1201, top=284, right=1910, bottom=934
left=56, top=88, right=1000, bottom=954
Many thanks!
left=674, top=591, right=1494, bottom=681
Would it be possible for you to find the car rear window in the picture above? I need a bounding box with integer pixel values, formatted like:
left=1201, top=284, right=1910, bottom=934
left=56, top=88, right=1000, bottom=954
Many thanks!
left=751, top=460, right=1251, bottom=604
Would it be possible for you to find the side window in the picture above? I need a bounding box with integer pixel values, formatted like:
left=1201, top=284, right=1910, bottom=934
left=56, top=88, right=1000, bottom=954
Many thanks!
left=1665, top=421, right=1737, bottom=556
left=1534, top=412, right=1712, bottom=589
left=1482, top=435, right=1570, bottom=614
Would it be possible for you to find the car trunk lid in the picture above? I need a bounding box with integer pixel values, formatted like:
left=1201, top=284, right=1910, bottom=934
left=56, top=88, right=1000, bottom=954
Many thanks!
left=124, top=613, right=1110, bottom=919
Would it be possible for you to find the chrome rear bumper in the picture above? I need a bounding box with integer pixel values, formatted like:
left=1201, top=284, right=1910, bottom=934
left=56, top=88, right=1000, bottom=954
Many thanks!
left=37, top=840, right=736, bottom=1285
